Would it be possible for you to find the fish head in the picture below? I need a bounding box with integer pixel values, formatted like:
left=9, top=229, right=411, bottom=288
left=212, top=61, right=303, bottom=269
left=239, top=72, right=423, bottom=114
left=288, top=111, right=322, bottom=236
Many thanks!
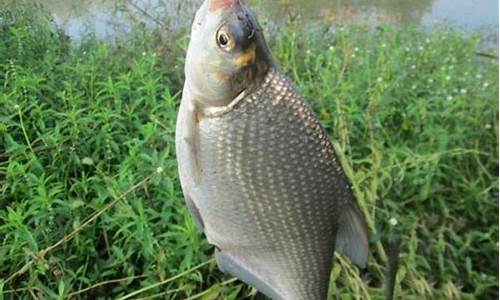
left=185, top=0, right=273, bottom=108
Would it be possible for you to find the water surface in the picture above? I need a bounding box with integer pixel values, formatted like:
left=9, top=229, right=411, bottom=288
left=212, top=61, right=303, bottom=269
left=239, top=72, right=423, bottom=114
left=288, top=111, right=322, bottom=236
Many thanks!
left=39, top=0, right=499, bottom=48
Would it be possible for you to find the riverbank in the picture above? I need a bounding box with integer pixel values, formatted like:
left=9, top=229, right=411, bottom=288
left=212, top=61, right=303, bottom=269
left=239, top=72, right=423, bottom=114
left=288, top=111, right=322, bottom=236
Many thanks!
left=0, top=4, right=498, bottom=299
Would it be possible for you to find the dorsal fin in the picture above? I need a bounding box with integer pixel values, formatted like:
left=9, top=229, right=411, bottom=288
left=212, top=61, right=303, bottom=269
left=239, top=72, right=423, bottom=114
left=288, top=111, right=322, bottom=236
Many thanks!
left=335, top=200, right=369, bottom=268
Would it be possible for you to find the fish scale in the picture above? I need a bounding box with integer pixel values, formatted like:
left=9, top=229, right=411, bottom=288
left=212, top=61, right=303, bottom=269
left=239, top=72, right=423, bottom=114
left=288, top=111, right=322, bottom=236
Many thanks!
left=192, top=69, right=349, bottom=299
left=176, top=1, right=369, bottom=298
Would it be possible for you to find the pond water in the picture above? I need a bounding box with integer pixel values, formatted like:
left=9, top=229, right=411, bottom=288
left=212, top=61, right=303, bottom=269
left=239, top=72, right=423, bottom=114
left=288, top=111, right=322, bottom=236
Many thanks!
left=39, top=0, right=498, bottom=49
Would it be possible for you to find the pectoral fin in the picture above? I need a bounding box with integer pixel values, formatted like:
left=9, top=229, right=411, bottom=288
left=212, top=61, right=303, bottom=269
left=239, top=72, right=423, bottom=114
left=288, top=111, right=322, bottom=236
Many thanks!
left=176, top=87, right=205, bottom=232
left=184, top=194, right=205, bottom=231
left=335, top=200, right=369, bottom=269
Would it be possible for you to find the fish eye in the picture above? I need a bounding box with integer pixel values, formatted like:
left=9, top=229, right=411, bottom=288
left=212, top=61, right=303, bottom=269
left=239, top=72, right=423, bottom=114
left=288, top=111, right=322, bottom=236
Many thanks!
left=216, top=27, right=234, bottom=50
left=218, top=33, right=229, bottom=46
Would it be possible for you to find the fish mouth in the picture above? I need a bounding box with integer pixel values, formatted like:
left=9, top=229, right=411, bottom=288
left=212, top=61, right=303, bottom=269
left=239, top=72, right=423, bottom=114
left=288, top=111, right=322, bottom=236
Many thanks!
left=206, top=0, right=256, bottom=41
left=208, top=0, right=241, bottom=12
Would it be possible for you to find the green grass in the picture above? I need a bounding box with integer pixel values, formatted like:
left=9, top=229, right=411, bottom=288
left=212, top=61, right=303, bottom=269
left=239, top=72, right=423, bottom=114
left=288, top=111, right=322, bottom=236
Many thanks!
left=0, top=3, right=498, bottom=300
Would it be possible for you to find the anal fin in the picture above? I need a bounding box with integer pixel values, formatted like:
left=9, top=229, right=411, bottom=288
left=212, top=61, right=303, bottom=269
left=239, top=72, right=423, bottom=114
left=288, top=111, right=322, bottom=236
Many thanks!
left=215, top=250, right=285, bottom=300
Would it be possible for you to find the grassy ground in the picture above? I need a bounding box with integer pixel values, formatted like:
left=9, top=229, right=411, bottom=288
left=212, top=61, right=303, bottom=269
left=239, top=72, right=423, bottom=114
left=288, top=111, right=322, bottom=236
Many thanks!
left=0, top=3, right=498, bottom=300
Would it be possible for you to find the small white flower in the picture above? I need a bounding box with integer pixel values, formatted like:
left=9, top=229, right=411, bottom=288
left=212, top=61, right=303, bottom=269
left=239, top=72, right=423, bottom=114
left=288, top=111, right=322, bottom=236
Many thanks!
left=418, top=46, right=424, bottom=51
left=377, top=77, right=383, bottom=83
left=428, top=79, right=434, bottom=84
left=411, top=85, right=417, bottom=90
left=14, top=104, right=19, bottom=110
left=460, top=88, right=467, bottom=94
left=306, top=49, right=311, bottom=55
left=411, top=65, right=416, bottom=70
left=464, top=72, right=469, bottom=76
left=445, top=76, right=451, bottom=81
left=83, top=51, right=87, bottom=55
left=82, top=157, right=94, bottom=166
left=483, top=82, right=490, bottom=88
left=476, top=74, right=483, bottom=79
left=339, top=27, right=345, bottom=31
left=485, top=124, right=492, bottom=129
left=354, top=47, right=359, bottom=52
left=382, top=43, right=387, bottom=48
left=142, top=52, right=146, bottom=56
left=447, top=95, right=453, bottom=101
left=405, top=47, right=410, bottom=52
left=351, top=54, right=356, bottom=58
left=329, top=46, right=334, bottom=51
left=425, top=38, right=431, bottom=44
left=156, top=166, right=164, bottom=174
left=389, top=218, right=398, bottom=226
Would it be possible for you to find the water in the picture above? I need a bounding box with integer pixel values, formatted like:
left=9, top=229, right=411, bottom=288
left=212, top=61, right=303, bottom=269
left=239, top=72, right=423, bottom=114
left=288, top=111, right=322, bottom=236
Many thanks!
left=39, top=0, right=498, bottom=48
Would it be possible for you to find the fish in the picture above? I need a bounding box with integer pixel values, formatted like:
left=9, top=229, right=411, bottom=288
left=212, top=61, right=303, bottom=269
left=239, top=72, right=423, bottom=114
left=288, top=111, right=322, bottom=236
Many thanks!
left=175, top=0, right=369, bottom=299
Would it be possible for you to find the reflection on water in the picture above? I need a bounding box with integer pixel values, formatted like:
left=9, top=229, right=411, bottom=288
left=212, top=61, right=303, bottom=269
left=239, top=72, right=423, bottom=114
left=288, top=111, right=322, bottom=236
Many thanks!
left=38, top=0, right=498, bottom=48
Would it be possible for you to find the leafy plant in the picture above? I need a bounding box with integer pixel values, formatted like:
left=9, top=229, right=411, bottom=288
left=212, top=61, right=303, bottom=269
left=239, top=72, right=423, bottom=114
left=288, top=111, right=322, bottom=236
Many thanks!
left=0, top=2, right=498, bottom=299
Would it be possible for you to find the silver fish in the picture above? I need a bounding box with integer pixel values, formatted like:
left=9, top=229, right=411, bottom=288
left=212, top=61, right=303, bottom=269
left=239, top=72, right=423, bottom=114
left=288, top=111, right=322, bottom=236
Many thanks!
left=175, top=0, right=369, bottom=299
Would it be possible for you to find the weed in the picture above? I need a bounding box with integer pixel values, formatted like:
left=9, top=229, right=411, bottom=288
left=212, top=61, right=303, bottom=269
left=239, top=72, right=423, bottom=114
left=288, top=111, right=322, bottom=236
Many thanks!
left=0, top=3, right=498, bottom=300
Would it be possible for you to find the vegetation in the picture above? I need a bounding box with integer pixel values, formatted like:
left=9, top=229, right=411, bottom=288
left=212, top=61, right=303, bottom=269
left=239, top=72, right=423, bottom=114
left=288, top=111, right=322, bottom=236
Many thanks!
left=0, top=3, right=498, bottom=300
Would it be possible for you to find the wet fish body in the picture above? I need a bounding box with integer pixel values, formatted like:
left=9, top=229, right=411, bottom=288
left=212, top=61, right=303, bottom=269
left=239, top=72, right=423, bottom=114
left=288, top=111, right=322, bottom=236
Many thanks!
left=176, top=1, right=369, bottom=299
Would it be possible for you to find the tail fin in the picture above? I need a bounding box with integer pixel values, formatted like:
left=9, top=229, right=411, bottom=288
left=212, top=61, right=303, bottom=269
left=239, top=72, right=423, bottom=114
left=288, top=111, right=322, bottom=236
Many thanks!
left=335, top=201, right=369, bottom=269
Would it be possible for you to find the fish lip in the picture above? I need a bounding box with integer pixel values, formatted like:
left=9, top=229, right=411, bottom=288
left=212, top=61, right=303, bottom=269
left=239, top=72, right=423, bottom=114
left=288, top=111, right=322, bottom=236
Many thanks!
left=208, top=0, right=241, bottom=12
